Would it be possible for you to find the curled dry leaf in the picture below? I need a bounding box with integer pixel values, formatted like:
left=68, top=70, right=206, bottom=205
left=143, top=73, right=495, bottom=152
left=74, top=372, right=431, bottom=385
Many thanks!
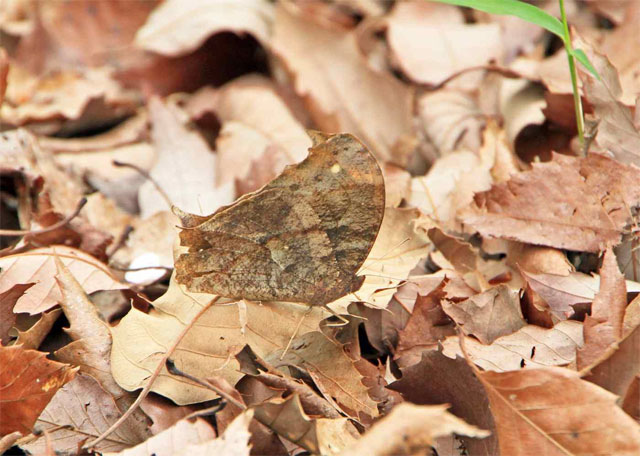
left=181, top=411, right=252, bottom=456
left=462, top=153, right=640, bottom=252
left=341, top=403, right=488, bottom=456
left=252, top=394, right=359, bottom=455
left=577, top=248, right=627, bottom=370
left=267, top=330, right=379, bottom=420
left=386, top=1, right=501, bottom=88
left=12, top=308, right=61, bottom=350
left=478, top=367, right=640, bottom=455
left=21, top=373, right=151, bottom=455
left=0, top=283, right=33, bottom=344
left=428, top=227, right=477, bottom=274
left=0, top=345, right=76, bottom=435
left=135, top=0, right=273, bottom=57
left=442, top=285, right=526, bottom=344
left=272, top=3, right=413, bottom=164
left=442, top=321, right=584, bottom=372
left=111, top=276, right=326, bottom=405
left=0, top=246, right=127, bottom=315
left=139, top=97, right=234, bottom=218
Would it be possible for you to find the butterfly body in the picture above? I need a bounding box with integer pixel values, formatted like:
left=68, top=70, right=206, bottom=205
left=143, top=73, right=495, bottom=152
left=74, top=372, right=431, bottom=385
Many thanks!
left=175, top=133, right=385, bottom=306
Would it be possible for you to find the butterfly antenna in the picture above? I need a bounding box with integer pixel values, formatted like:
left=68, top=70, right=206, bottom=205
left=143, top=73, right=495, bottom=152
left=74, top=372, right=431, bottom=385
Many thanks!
left=361, top=237, right=412, bottom=272
left=112, top=160, right=174, bottom=209
left=280, top=305, right=314, bottom=360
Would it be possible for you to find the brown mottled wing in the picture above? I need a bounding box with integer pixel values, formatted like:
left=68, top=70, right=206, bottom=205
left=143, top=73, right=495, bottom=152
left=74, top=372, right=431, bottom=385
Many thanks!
left=175, top=133, right=385, bottom=306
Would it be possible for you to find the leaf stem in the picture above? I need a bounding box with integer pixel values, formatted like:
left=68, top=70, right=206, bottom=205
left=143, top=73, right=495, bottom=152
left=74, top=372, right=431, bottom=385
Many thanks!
left=558, top=0, right=585, bottom=148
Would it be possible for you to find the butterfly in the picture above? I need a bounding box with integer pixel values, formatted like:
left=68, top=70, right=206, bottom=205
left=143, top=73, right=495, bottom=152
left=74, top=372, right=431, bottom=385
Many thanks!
left=174, top=132, right=385, bottom=306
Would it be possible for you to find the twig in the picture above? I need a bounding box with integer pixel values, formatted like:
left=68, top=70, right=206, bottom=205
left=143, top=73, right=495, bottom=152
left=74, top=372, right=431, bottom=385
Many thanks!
left=166, top=360, right=246, bottom=410
left=428, top=64, right=523, bottom=91
left=0, top=197, right=87, bottom=236
left=106, top=225, right=133, bottom=258
left=112, top=160, right=173, bottom=209
left=83, top=295, right=220, bottom=449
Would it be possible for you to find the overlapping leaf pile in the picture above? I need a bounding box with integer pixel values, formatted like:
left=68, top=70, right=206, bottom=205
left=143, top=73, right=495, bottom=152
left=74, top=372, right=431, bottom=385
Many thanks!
left=1, top=1, right=640, bottom=455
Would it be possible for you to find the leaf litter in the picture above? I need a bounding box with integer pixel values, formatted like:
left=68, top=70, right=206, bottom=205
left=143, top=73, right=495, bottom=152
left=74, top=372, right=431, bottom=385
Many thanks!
left=1, top=1, right=640, bottom=455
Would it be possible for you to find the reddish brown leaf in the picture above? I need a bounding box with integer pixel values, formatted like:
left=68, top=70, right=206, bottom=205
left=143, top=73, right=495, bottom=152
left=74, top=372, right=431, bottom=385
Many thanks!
left=0, top=345, right=76, bottom=435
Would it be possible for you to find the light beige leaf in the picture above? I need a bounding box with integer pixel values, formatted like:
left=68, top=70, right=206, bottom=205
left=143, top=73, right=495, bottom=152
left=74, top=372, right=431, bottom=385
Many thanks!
left=139, top=97, right=234, bottom=218
left=272, top=3, right=413, bottom=164
left=135, top=0, right=273, bottom=57
left=111, top=276, right=326, bottom=405
left=442, top=321, right=584, bottom=372
left=22, top=373, right=150, bottom=455
left=103, top=417, right=217, bottom=456
left=478, top=367, right=640, bottom=455
left=386, top=1, right=501, bottom=88
left=329, top=208, right=431, bottom=312
left=462, top=153, right=640, bottom=252
left=267, top=331, right=379, bottom=419
left=442, top=285, right=526, bottom=344
left=252, top=394, right=359, bottom=455
left=182, top=411, right=252, bottom=456
left=0, top=246, right=127, bottom=315
left=341, top=403, right=489, bottom=456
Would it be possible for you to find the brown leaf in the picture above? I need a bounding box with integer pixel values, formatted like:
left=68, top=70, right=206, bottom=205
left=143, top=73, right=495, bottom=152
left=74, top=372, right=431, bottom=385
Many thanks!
left=252, top=394, right=359, bottom=455
left=622, top=375, right=640, bottom=421
left=135, top=0, right=273, bottom=57
left=341, top=403, right=489, bottom=456
left=443, top=321, right=583, bottom=372
left=175, top=133, right=385, bottom=307
left=0, top=345, right=76, bottom=435
left=389, top=349, right=499, bottom=456
left=268, top=331, right=379, bottom=420
left=272, top=4, right=413, bottom=164
left=111, top=276, right=326, bottom=405
left=139, top=97, right=234, bottom=218
left=0, top=246, right=127, bottom=315
left=442, top=285, right=526, bottom=344
left=477, top=367, right=640, bottom=455
left=428, top=228, right=478, bottom=274
left=386, top=1, right=502, bottom=88
left=462, top=153, right=640, bottom=252
left=381, top=163, right=411, bottom=208
left=179, top=412, right=252, bottom=456
left=13, top=308, right=61, bottom=350
left=0, top=48, right=8, bottom=106
left=21, top=373, right=151, bottom=454
left=395, top=280, right=455, bottom=366
left=578, top=248, right=627, bottom=370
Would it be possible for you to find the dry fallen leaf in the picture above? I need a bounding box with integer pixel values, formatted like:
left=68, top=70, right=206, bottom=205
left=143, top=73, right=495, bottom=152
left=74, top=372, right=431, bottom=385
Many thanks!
left=22, top=373, right=151, bottom=455
left=272, top=3, right=413, bottom=164
left=111, top=276, right=326, bottom=405
left=0, top=246, right=127, bottom=315
left=135, top=0, right=273, bottom=57
left=442, top=321, right=584, bottom=372
left=341, top=403, right=489, bottom=456
left=477, top=367, right=640, bottom=455
left=462, top=153, right=640, bottom=252
left=0, top=345, right=76, bottom=435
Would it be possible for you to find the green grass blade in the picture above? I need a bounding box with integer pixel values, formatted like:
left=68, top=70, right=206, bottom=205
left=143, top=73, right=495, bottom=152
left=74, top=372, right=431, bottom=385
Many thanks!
left=571, top=49, right=600, bottom=79
left=431, top=0, right=564, bottom=38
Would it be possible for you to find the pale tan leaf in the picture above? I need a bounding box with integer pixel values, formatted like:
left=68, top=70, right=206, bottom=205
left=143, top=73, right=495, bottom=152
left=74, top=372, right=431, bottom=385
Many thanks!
left=442, top=285, right=526, bottom=344
left=386, top=1, right=501, bottom=88
left=272, top=3, right=413, bottom=164
left=0, top=246, right=127, bottom=315
left=182, top=411, right=252, bottom=456
left=478, top=367, right=640, bottom=455
left=111, top=276, right=326, bottom=405
left=442, top=321, right=584, bottom=372
left=135, top=0, right=273, bottom=57
left=462, top=153, right=640, bottom=252
left=21, top=373, right=150, bottom=455
left=139, top=97, right=234, bottom=218
left=341, top=403, right=489, bottom=456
